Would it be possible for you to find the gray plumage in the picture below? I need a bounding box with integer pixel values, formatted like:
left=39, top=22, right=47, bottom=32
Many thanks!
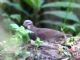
left=23, top=20, right=66, bottom=42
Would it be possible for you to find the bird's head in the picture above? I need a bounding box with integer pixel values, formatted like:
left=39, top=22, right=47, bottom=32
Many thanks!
left=23, top=20, right=33, bottom=29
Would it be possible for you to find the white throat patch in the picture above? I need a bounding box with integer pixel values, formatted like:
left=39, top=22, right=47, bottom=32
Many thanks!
left=27, top=25, right=31, bottom=29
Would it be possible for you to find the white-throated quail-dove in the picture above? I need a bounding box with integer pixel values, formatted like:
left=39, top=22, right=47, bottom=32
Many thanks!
left=23, top=20, right=66, bottom=43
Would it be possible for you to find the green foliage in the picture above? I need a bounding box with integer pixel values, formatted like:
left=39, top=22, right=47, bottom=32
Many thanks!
left=6, top=1, right=28, bottom=15
left=24, top=0, right=44, bottom=9
left=31, top=37, right=43, bottom=60
left=10, top=23, right=19, bottom=30
left=42, top=1, right=80, bottom=8
left=1, top=0, right=80, bottom=59
left=15, top=48, right=30, bottom=60
left=41, top=1, right=80, bottom=34
left=0, top=23, right=30, bottom=48
left=1, top=0, right=80, bottom=35
left=10, top=23, right=30, bottom=43
left=44, top=11, right=79, bottom=22
left=34, top=37, right=43, bottom=47
left=2, top=18, right=14, bottom=30
left=2, top=13, right=22, bottom=30
left=10, top=14, right=21, bottom=23
left=0, top=0, right=7, bottom=6
left=3, top=0, right=80, bottom=33
left=65, top=37, right=75, bottom=45
left=0, top=23, right=31, bottom=60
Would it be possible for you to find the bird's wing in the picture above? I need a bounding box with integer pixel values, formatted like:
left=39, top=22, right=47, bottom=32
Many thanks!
left=35, top=28, right=56, bottom=40
left=35, top=28, right=66, bottom=40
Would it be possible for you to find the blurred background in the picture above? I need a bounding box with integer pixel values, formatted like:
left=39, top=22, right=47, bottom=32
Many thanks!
left=0, top=0, right=80, bottom=60
left=0, top=0, right=80, bottom=41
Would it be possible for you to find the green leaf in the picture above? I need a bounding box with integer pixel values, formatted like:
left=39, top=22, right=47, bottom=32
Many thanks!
left=65, top=25, right=76, bottom=32
left=24, top=0, right=44, bottom=9
left=44, top=11, right=79, bottom=22
left=0, top=0, right=8, bottom=4
left=16, top=26, right=30, bottom=42
left=65, top=37, right=74, bottom=45
left=17, top=26, right=27, bottom=36
left=39, top=20, right=78, bottom=32
left=42, top=1, right=80, bottom=9
left=39, top=20, right=62, bottom=26
left=62, top=24, right=76, bottom=32
left=10, top=23, right=19, bottom=30
left=35, top=0, right=44, bottom=9
left=10, top=14, right=21, bottom=23
left=34, top=37, right=43, bottom=47
left=24, top=0, right=34, bottom=8
left=5, top=1, right=29, bottom=15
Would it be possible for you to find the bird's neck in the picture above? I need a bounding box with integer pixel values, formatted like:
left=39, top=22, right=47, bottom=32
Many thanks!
left=27, top=25, right=32, bottom=29
left=27, top=25, right=36, bottom=30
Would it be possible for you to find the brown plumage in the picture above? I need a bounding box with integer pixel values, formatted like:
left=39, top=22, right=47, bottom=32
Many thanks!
left=23, top=20, right=66, bottom=42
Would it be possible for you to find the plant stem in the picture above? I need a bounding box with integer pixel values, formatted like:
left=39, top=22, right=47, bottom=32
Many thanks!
left=33, top=8, right=39, bottom=26
left=65, top=0, right=72, bottom=22
left=62, top=0, right=73, bottom=31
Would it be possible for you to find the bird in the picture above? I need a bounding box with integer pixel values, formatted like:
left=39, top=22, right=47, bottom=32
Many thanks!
left=23, top=20, right=66, bottom=43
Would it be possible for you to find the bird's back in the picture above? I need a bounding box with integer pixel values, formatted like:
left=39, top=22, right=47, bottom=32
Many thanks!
left=30, top=26, right=66, bottom=41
